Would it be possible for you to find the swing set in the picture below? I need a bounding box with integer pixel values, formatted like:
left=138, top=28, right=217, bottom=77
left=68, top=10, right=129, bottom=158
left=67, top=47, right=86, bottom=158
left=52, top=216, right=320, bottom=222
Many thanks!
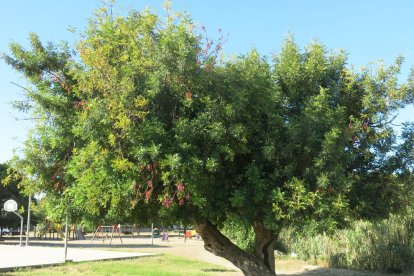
left=90, top=224, right=123, bottom=244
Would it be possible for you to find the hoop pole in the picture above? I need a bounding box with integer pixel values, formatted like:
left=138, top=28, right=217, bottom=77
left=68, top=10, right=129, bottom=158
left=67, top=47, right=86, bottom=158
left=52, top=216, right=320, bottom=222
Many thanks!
left=13, top=211, right=23, bottom=246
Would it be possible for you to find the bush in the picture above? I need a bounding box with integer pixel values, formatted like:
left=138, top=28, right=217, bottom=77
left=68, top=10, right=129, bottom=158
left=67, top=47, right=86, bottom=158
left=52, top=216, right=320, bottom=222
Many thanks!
left=279, top=212, right=414, bottom=273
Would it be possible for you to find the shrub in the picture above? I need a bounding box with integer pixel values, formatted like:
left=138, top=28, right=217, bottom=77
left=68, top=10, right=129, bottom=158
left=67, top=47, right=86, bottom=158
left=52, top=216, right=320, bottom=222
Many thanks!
left=279, top=212, right=414, bottom=273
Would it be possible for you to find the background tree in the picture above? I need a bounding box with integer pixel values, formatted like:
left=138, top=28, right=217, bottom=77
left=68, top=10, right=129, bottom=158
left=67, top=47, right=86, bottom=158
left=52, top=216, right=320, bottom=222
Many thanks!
left=0, top=163, right=28, bottom=236
left=4, top=4, right=414, bottom=275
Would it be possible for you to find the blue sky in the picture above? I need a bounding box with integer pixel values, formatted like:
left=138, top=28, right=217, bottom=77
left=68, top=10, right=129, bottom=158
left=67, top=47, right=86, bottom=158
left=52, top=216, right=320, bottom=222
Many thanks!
left=1, top=0, right=413, bottom=163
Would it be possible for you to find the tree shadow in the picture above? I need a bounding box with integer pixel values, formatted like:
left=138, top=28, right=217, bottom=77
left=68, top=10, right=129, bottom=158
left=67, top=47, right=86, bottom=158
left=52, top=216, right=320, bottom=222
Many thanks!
left=202, top=268, right=238, bottom=273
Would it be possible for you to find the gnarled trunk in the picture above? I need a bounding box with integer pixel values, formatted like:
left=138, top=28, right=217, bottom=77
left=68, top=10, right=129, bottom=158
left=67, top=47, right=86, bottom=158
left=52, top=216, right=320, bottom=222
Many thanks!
left=253, top=220, right=277, bottom=273
left=195, top=220, right=276, bottom=276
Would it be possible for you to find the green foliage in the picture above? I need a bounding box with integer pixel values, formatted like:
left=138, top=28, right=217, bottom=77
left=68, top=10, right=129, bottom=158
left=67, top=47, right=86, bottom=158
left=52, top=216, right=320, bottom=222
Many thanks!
left=3, top=30, right=80, bottom=223
left=279, top=211, right=414, bottom=273
left=221, top=215, right=255, bottom=252
left=0, top=163, right=29, bottom=229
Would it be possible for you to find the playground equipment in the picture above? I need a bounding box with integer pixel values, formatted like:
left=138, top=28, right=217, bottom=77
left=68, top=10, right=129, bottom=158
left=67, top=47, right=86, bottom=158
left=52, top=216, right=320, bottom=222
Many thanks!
left=37, top=222, right=64, bottom=240
left=76, top=228, right=86, bottom=240
left=185, top=229, right=201, bottom=240
left=37, top=221, right=85, bottom=240
left=90, top=224, right=123, bottom=244
left=119, top=224, right=140, bottom=236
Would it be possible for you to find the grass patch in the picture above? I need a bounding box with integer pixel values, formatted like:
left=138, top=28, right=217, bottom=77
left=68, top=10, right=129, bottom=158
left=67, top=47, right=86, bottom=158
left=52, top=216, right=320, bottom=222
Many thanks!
left=5, top=255, right=236, bottom=276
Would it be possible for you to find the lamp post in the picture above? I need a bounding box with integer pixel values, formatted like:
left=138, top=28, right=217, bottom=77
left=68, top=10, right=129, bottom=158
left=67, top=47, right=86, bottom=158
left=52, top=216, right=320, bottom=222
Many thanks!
left=64, top=214, right=69, bottom=261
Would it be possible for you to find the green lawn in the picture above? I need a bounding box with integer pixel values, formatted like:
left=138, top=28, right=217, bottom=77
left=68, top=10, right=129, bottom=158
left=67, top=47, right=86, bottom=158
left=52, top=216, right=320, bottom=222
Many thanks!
left=4, top=255, right=236, bottom=276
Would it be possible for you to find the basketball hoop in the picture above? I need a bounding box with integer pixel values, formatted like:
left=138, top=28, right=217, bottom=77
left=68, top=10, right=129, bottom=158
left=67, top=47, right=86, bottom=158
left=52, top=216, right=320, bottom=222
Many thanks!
left=3, top=199, right=24, bottom=246
left=4, top=199, right=18, bottom=212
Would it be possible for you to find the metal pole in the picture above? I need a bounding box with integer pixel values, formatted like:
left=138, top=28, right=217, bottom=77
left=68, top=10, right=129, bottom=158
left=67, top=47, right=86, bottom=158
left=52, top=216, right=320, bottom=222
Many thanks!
left=64, top=215, right=69, bottom=262
left=13, top=211, right=23, bottom=246
left=151, top=223, right=153, bottom=246
left=26, top=195, right=32, bottom=246
left=19, top=215, right=23, bottom=246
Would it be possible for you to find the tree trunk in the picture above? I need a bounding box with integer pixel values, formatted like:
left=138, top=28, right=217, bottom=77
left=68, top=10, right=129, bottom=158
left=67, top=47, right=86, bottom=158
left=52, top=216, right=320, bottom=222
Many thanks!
left=253, top=220, right=277, bottom=273
left=195, top=220, right=276, bottom=276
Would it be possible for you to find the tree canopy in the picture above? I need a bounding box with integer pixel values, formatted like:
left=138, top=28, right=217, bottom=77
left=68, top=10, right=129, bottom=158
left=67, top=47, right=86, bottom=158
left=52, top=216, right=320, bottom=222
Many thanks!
left=3, top=4, right=414, bottom=275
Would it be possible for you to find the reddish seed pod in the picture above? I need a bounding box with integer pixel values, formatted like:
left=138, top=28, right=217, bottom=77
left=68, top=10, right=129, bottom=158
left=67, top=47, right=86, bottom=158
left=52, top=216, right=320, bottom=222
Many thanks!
left=145, top=191, right=151, bottom=201
left=176, top=182, right=185, bottom=192
left=163, top=198, right=172, bottom=209
left=185, top=91, right=192, bottom=100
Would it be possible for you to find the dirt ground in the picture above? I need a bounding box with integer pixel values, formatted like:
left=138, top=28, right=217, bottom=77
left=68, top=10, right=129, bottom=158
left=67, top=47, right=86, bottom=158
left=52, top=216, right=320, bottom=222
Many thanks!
left=0, top=234, right=387, bottom=275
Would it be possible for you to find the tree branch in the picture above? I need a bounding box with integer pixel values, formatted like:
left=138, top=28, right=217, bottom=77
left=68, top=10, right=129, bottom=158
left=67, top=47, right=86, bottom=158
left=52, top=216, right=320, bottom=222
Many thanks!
left=10, top=82, right=30, bottom=93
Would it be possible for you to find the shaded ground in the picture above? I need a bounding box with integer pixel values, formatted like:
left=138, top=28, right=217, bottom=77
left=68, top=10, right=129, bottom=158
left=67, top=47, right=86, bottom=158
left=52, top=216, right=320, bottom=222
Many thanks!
left=0, top=234, right=392, bottom=275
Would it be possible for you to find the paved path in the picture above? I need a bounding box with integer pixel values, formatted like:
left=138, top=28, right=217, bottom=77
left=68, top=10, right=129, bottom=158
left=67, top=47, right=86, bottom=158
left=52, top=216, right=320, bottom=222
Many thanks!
left=0, top=245, right=152, bottom=272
